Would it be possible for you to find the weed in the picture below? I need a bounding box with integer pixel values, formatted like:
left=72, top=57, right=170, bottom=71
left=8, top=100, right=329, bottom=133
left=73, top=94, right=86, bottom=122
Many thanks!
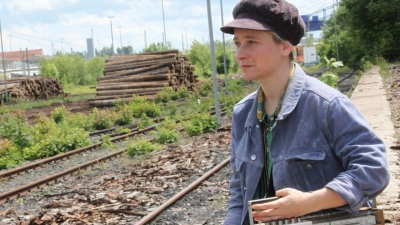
left=126, top=138, right=159, bottom=156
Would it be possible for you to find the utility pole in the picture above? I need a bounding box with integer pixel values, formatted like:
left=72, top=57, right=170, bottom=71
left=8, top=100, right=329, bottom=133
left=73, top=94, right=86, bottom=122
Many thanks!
left=60, top=38, right=64, bottom=53
left=333, top=0, right=339, bottom=60
left=25, top=48, right=30, bottom=76
left=0, top=20, right=8, bottom=102
left=118, top=26, right=123, bottom=55
left=161, top=0, right=167, bottom=45
left=20, top=48, right=25, bottom=76
left=8, top=35, right=12, bottom=70
left=51, top=42, right=54, bottom=56
left=108, top=16, right=114, bottom=56
left=181, top=34, right=184, bottom=51
left=206, top=0, right=221, bottom=125
left=184, top=27, right=188, bottom=51
left=220, top=0, right=228, bottom=94
left=144, top=31, right=147, bottom=48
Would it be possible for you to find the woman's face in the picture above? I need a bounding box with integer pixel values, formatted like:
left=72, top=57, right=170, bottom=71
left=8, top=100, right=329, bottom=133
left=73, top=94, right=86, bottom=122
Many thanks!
left=233, top=28, right=286, bottom=81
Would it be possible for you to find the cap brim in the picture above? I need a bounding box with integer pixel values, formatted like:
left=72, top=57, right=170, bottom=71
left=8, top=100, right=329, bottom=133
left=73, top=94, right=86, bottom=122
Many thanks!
left=220, top=18, right=272, bottom=34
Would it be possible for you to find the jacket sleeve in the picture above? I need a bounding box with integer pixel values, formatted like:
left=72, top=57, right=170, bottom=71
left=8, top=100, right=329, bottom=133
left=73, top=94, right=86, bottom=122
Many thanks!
left=324, top=96, right=390, bottom=213
left=224, top=115, right=245, bottom=225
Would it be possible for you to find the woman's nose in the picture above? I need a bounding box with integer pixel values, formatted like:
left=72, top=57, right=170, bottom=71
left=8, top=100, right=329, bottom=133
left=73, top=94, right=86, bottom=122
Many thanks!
left=236, top=46, right=247, bottom=61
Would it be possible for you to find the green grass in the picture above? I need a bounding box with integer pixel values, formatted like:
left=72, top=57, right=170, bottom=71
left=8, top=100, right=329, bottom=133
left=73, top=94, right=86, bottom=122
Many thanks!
left=64, top=85, right=96, bottom=94
left=0, top=92, right=95, bottom=114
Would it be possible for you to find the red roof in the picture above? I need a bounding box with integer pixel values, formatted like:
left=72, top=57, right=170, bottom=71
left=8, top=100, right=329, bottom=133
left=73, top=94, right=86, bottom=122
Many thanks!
left=2, top=49, right=43, bottom=61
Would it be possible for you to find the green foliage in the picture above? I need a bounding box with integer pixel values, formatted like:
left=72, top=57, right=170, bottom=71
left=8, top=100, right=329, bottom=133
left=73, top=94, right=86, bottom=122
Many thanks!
left=164, top=101, right=178, bottom=116
left=142, top=42, right=173, bottom=53
left=176, top=86, right=190, bottom=99
left=90, top=108, right=115, bottom=130
left=138, top=113, right=155, bottom=129
left=199, top=81, right=213, bottom=97
left=152, top=127, right=180, bottom=144
left=189, top=40, right=239, bottom=78
left=0, top=110, right=33, bottom=149
left=154, top=86, right=178, bottom=103
left=39, top=55, right=105, bottom=86
left=0, top=139, right=23, bottom=169
left=184, top=113, right=218, bottom=136
left=318, top=0, right=400, bottom=70
left=51, top=105, right=70, bottom=123
left=40, top=63, right=59, bottom=78
left=23, top=116, right=91, bottom=160
left=114, top=104, right=133, bottom=126
left=64, top=112, right=95, bottom=132
left=126, top=138, right=159, bottom=156
left=129, top=96, right=161, bottom=118
left=189, top=40, right=212, bottom=78
left=319, top=56, right=343, bottom=88
left=101, top=134, right=116, bottom=150
left=151, top=117, right=181, bottom=144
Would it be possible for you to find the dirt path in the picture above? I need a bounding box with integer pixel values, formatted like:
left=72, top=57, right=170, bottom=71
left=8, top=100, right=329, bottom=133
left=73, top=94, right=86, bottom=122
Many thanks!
left=351, top=66, right=400, bottom=223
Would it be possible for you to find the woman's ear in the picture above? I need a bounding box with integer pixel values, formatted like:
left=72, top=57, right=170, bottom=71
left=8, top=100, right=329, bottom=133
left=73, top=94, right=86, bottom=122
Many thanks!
left=281, top=41, right=294, bottom=57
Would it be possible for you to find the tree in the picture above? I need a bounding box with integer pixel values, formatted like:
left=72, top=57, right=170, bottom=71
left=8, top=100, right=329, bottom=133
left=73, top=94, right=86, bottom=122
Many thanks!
left=188, top=40, right=239, bottom=78
left=188, top=40, right=212, bottom=78
left=142, top=42, right=172, bottom=53
left=40, top=54, right=105, bottom=86
left=116, top=46, right=135, bottom=55
left=318, top=0, right=400, bottom=70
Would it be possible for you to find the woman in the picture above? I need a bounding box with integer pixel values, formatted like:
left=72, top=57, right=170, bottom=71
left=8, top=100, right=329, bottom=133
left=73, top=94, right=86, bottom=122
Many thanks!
left=220, top=0, right=390, bottom=224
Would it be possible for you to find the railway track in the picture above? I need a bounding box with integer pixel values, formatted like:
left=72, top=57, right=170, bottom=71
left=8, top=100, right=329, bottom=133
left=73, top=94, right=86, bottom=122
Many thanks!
left=0, top=120, right=233, bottom=224
left=0, top=105, right=228, bottom=207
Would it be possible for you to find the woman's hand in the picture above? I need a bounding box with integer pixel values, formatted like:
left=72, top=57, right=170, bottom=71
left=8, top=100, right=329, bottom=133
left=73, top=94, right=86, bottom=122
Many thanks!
left=251, top=188, right=347, bottom=222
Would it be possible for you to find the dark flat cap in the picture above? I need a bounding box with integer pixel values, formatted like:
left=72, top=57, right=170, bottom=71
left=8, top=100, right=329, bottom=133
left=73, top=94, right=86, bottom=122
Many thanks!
left=220, top=0, right=305, bottom=46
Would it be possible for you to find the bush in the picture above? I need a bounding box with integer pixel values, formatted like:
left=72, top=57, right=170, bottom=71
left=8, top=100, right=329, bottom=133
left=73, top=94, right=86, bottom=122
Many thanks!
left=126, top=138, right=159, bottom=156
left=138, top=113, right=155, bottom=129
left=23, top=119, right=91, bottom=160
left=51, top=105, right=70, bottom=123
left=184, top=113, right=218, bottom=136
left=91, top=108, right=115, bottom=130
left=0, top=139, right=23, bottom=169
left=177, top=86, right=190, bottom=99
left=0, top=110, right=32, bottom=149
left=152, top=127, right=180, bottom=144
left=114, top=104, right=133, bottom=126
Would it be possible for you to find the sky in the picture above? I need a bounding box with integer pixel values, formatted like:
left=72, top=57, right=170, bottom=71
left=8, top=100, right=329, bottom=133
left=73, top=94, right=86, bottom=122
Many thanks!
left=0, top=0, right=335, bottom=56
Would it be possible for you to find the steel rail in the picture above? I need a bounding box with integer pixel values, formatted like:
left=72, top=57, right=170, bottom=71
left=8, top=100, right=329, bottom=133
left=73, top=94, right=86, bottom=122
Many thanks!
left=0, top=126, right=155, bottom=179
left=135, top=157, right=231, bottom=225
left=0, top=110, right=228, bottom=205
left=0, top=148, right=126, bottom=204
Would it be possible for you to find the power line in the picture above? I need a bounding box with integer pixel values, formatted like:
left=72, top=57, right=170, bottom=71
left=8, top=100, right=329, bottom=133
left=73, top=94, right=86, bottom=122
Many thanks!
left=4, top=30, right=86, bottom=49
left=298, top=0, right=333, bottom=15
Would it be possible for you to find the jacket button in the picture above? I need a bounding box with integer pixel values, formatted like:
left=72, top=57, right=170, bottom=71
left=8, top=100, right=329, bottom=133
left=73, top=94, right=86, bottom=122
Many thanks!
left=251, top=155, right=256, bottom=160
left=306, top=164, right=312, bottom=169
left=256, top=125, right=259, bottom=128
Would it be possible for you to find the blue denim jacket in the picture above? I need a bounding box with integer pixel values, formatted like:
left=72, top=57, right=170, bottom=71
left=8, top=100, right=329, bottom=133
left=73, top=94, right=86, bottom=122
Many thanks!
left=224, top=65, right=390, bottom=225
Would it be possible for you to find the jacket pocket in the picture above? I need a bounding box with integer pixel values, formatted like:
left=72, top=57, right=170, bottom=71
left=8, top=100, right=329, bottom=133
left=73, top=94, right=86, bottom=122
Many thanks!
left=235, top=157, right=244, bottom=172
left=285, top=150, right=328, bottom=192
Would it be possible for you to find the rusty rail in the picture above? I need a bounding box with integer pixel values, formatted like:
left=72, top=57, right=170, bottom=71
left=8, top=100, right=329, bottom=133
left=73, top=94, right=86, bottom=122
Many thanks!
left=135, top=157, right=231, bottom=225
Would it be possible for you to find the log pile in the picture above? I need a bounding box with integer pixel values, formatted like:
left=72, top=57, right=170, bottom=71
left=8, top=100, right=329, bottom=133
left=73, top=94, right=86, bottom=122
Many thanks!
left=0, top=77, right=64, bottom=103
left=89, top=50, right=200, bottom=107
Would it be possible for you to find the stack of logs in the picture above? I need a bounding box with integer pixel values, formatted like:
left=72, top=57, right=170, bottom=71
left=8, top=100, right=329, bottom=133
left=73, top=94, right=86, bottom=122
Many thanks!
left=89, top=50, right=200, bottom=107
left=0, top=77, right=64, bottom=103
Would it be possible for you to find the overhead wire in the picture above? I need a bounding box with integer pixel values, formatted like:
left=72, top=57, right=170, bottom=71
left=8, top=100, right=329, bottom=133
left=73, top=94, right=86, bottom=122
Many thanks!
left=4, top=30, right=86, bottom=50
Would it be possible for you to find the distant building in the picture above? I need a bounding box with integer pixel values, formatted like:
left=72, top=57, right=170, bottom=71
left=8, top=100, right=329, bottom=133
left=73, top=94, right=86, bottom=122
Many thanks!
left=1, top=49, right=51, bottom=78
left=301, top=15, right=324, bottom=32
left=87, top=38, right=94, bottom=59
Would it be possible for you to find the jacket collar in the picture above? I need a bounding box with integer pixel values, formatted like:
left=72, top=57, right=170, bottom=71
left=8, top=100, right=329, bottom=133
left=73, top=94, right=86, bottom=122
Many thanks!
left=244, top=64, right=306, bottom=128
